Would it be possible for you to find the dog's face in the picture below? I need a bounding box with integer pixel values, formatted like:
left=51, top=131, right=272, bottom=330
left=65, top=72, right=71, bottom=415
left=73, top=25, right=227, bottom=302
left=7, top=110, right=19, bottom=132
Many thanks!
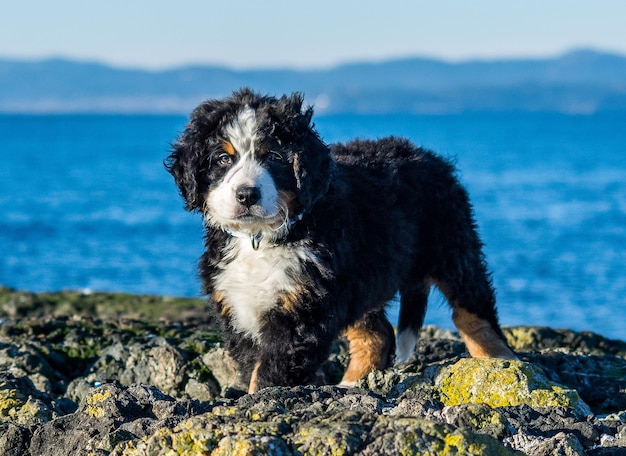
left=167, top=89, right=332, bottom=240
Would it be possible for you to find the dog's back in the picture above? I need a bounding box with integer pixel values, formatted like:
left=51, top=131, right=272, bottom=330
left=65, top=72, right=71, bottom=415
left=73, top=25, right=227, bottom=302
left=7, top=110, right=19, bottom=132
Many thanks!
left=327, top=137, right=516, bottom=372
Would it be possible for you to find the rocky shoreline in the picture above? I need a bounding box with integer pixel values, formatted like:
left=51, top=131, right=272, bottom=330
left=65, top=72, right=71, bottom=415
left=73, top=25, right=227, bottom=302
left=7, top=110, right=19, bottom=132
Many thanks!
left=1, top=286, right=625, bottom=455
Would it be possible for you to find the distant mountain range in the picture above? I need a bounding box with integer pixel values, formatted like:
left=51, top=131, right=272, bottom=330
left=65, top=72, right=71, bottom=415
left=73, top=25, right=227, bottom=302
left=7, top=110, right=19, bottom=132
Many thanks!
left=1, top=49, right=625, bottom=114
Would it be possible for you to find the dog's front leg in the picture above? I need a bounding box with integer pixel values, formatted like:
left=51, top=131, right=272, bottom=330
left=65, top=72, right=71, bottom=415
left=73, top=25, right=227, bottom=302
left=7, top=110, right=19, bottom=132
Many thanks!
left=221, top=329, right=261, bottom=389
left=340, top=309, right=395, bottom=386
left=247, top=307, right=338, bottom=393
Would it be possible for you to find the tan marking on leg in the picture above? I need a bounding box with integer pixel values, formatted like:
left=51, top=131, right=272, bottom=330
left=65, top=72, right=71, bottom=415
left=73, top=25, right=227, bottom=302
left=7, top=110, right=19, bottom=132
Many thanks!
left=453, top=307, right=517, bottom=359
left=248, top=361, right=261, bottom=394
left=340, top=323, right=393, bottom=386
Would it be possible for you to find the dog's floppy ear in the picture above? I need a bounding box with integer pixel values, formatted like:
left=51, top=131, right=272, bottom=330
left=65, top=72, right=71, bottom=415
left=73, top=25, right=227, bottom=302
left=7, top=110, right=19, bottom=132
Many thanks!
left=165, top=101, right=223, bottom=211
left=284, top=94, right=333, bottom=212
left=166, top=131, right=203, bottom=211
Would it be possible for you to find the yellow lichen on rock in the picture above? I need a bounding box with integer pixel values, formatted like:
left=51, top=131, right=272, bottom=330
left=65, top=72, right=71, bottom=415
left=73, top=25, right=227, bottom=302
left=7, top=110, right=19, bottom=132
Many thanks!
left=211, top=435, right=288, bottom=456
left=370, top=417, right=516, bottom=456
left=0, top=386, right=52, bottom=425
left=435, top=358, right=591, bottom=416
left=0, top=388, right=23, bottom=418
left=502, top=326, right=544, bottom=351
left=118, top=423, right=218, bottom=456
left=85, top=388, right=112, bottom=418
left=116, top=411, right=293, bottom=456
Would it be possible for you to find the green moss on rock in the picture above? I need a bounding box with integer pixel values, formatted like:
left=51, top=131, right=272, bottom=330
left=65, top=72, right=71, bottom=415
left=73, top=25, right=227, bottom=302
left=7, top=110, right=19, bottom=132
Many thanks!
left=0, top=286, right=208, bottom=323
left=435, top=358, right=591, bottom=416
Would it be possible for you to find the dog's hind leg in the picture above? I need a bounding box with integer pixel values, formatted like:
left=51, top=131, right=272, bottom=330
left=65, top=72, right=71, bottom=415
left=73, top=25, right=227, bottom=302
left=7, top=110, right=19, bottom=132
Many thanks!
left=340, top=309, right=395, bottom=387
left=395, top=281, right=429, bottom=364
left=451, top=305, right=516, bottom=359
left=434, top=260, right=517, bottom=360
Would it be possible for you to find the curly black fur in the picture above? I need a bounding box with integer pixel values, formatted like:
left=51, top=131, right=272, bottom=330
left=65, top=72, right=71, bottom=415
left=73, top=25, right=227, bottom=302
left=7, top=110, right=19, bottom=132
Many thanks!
left=166, top=88, right=515, bottom=392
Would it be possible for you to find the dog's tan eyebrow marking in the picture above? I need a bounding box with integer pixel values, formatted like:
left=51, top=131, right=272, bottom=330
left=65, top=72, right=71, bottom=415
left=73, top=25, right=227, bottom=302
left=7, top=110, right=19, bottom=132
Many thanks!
left=221, top=140, right=236, bottom=156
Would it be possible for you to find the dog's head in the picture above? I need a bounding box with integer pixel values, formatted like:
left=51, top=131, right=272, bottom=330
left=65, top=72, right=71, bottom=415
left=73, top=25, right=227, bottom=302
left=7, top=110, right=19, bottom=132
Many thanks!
left=166, top=88, right=332, bottom=241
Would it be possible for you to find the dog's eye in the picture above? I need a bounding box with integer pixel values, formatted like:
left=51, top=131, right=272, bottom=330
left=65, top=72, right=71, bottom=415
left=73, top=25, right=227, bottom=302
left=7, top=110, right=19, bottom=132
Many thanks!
left=217, top=153, right=234, bottom=167
left=265, top=151, right=287, bottom=164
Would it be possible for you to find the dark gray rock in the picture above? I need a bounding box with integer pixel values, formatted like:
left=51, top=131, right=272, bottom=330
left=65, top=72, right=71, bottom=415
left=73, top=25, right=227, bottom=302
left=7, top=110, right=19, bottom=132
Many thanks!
left=506, top=431, right=587, bottom=456
left=499, top=405, right=599, bottom=447
left=0, top=422, right=31, bottom=456
left=440, top=403, right=514, bottom=440
left=29, top=383, right=202, bottom=456
left=524, top=352, right=626, bottom=414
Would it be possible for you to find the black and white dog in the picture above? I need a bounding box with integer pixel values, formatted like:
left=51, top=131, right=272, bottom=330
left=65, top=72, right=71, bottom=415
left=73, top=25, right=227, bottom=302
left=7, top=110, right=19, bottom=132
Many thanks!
left=166, top=88, right=515, bottom=393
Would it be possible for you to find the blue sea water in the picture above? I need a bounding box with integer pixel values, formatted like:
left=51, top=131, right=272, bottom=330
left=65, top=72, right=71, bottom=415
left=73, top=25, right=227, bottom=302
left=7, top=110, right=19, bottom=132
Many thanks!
left=1, top=112, right=625, bottom=340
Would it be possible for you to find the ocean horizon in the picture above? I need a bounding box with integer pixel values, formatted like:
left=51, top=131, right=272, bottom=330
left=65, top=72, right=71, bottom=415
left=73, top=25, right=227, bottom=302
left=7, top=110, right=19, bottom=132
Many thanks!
left=1, top=111, right=625, bottom=340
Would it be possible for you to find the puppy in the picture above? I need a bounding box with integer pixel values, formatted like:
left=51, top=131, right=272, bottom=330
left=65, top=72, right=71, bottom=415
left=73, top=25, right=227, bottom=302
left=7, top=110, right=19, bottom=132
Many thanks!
left=166, top=88, right=515, bottom=393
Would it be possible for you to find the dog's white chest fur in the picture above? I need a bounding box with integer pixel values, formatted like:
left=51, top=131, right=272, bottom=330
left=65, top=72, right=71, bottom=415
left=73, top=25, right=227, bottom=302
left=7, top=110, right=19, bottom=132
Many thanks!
left=214, top=238, right=304, bottom=341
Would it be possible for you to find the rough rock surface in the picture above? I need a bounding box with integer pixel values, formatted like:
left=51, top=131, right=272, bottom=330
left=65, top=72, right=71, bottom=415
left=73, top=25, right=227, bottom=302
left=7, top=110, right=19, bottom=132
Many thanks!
left=1, top=286, right=626, bottom=455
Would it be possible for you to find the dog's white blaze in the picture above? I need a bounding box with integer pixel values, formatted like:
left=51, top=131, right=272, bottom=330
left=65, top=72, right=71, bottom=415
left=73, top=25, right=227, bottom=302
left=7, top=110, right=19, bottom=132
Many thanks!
left=395, top=328, right=418, bottom=364
left=214, top=238, right=307, bottom=341
left=225, top=105, right=257, bottom=156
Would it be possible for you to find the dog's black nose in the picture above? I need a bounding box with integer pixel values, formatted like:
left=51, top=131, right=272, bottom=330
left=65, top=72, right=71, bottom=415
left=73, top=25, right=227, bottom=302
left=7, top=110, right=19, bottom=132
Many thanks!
left=235, top=186, right=261, bottom=207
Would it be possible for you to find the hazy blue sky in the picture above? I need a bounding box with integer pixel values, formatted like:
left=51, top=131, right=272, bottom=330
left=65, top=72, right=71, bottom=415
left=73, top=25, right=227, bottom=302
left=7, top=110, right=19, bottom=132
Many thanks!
left=2, top=0, right=625, bottom=69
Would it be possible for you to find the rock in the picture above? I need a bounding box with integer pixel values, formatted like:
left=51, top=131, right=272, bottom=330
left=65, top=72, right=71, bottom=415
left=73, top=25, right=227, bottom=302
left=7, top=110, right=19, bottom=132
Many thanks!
left=113, top=386, right=514, bottom=456
left=117, top=338, right=188, bottom=397
left=363, top=417, right=517, bottom=456
left=499, top=404, right=599, bottom=447
left=0, top=422, right=31, bottom=456
left=506, top=430, right=587, bottom=456
left=524, top=351, right=626, bottom=414
left=111, top=403, right=295, bottom=456
left=504, top=326, right=626, bottom=357
left=0, top=372, right=56, bottom=426
left=200, top=347, right=242, bottom=394
left=440, top=403, right=513, bottom=440
left=0, top=286, right=209, bottom=324
left=0, top=339, right=63, bottom=394
left=1, top=288, right=626, bottom=454
left=30, top=383, right=202, bottom=456
left=435, top=358, right=592, bottom=417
